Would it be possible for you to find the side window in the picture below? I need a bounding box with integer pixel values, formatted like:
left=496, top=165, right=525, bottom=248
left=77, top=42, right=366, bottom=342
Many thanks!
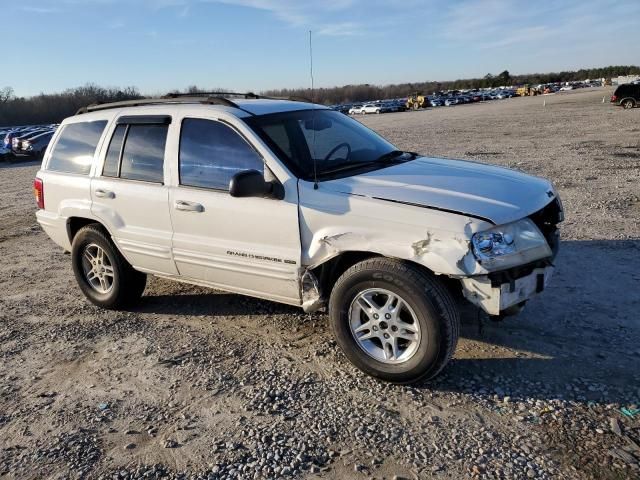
left=47, top=121, right=107, bottom=174
left=120, top=125, right=167, bottom=183
left=101, top=123, right=168, bottom=183
left=179, top=118, right=263, bottom=190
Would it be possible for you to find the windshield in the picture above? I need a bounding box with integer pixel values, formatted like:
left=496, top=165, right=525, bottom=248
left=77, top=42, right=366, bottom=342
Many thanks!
left=245, top=109, right=414, bottom=181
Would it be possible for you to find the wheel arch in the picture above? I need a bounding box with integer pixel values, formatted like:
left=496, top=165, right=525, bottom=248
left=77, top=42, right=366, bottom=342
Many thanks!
left=65, top=216, right=136, bottom=264
left=310, top=251, right=462, bottom=302
left=67, top=216, right=110, bottom=244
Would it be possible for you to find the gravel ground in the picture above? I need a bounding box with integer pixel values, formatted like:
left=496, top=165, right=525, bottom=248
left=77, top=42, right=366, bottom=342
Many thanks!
left=0, top=87, right=639, bottom=480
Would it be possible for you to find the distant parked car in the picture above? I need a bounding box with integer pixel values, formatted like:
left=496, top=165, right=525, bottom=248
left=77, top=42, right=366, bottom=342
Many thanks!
left=15, top=130, right=55, bottom=160
left=348, top=105, right=364, bottom=115
left=496, top=91, right=513, bottom=99
left=4, top=128, right=29, bottom=151
left=331, top=104, right=351, bottom=115
left=611, top=83, right=640, bottom=109
left=387, top=101, right=406, bottom=112
left=444, top=97, right=460, bottom=106
left=559, top=85, right=574, bottom=91
left=360, top=104, right=385, bottom=114
left=429, top=98, right=444, bottom=107
left=12, top=129, right=50, bottom=152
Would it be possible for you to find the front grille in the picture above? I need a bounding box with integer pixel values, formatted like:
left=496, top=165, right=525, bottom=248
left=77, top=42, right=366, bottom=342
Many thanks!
left=528, top=197, right=562, bottom=258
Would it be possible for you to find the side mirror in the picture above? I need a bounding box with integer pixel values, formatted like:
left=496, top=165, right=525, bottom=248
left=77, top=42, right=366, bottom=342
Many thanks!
left=229, top=170, right=284, bottom=200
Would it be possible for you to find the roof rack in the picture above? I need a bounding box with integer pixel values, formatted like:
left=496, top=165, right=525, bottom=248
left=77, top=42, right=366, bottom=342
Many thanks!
left=76, top=95, right=244, bottom=115
left=75, top=91, right=313, bottom=116
left=164, top=91, right=313, bottom=103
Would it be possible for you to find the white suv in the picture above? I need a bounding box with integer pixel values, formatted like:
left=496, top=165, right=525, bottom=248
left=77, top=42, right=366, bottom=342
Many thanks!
left=34, top=94, right=563, bottom=383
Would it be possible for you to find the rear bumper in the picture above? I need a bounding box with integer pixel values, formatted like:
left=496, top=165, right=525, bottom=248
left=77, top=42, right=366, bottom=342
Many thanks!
left=460, top=265, right=554, bottom=315
left=36, top=210, right=71, bottom=251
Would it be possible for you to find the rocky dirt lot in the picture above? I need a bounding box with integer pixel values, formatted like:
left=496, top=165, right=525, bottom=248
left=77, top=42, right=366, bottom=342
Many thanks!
left=0, top=88, right=639, bottom=480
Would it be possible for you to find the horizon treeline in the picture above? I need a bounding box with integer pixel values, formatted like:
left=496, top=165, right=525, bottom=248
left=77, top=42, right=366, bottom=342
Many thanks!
left=1, top=65, right=638, bottom=126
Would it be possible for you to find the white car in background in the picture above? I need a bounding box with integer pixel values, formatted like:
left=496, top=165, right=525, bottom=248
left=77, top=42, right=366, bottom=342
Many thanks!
left=34, top=94, right=563, bottom=384
left=361, top=104, right=383, bottom=114
left=348, top=105, right=364, bottom=115
left=496, top=91, right=514, bottom=99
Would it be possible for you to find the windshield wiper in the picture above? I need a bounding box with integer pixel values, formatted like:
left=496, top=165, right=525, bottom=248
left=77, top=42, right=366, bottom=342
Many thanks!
left=318, top=150, right=415, bottom=178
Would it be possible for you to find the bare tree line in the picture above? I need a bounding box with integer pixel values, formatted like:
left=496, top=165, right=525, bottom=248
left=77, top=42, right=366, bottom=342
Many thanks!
left=264, top=66, right=640, bottom=104
left=0, top=85, right=142, bottom=127
left=1, top=65, right=638, bottom=126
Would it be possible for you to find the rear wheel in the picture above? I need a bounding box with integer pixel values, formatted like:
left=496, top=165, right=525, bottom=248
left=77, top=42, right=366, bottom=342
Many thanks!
left=329, top=258, right=459, bottom=384
left=622, top=99, right=635, bottom=109
left=71, top=224, right=146, bottom=309
left=412, top=102, right=420, bottom=110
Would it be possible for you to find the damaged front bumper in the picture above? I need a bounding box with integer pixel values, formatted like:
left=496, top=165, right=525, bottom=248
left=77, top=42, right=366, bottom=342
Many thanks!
left=460, top=264, right=554, bottom=316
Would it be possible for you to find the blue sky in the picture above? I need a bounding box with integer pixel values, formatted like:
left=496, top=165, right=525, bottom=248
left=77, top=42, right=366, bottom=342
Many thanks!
left=7, top=0, right=640, bottom=97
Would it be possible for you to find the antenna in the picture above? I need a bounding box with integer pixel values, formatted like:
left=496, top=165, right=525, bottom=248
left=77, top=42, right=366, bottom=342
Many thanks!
left=309, top=30, right=319, bottom=190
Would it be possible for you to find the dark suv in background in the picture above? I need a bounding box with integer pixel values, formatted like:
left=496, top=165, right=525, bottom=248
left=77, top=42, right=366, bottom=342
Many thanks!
left=611, top=83, right=640, bottom=109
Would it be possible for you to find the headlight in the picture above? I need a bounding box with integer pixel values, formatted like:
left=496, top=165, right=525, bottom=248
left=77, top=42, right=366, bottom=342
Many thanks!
left=471, top=218, right=551, bottom=271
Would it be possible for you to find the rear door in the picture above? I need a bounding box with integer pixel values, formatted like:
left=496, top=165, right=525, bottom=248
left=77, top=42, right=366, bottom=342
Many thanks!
left=167, top=114, right=301, bottom=305
left=91, top=115, right=178, bottom=275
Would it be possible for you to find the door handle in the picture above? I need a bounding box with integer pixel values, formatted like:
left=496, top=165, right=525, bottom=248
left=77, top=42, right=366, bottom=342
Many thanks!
left=95, top=189, right=115, bottom=199
left=174, top=200, right=204, bottom=212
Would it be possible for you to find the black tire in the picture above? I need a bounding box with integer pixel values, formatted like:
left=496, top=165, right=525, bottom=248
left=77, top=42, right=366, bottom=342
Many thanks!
left=622, top=99, right=635, bottom=109
left=71, top=224, right=147, bottom=309
left=329, top=258, right=460, bottom=384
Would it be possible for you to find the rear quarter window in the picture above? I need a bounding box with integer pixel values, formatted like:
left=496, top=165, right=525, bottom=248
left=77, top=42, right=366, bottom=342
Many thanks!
left=47, top=121, right=107, bottom=174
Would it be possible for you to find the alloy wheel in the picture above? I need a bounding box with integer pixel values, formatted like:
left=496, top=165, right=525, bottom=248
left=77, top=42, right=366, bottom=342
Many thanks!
left=349, top=288, right=422, bottom=364
left=81, top=243, right=115, bottom=294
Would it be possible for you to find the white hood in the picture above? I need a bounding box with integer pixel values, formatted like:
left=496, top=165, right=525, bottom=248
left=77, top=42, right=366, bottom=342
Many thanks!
left=321, top=157, right=556, bottom=225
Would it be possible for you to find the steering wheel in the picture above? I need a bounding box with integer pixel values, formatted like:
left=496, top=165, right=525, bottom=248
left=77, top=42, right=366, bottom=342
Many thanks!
left=323, top=142, right=351, bottom=163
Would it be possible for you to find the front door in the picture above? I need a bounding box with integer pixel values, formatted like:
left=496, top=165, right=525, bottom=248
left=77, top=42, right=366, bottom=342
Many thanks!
left=168, top=115, right=301, bottom=305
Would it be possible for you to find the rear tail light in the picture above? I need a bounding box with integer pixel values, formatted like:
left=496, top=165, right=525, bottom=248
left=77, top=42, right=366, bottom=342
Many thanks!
left=610, top=95, right=617, bottom=102
left=34, top=177, right=44, bottom=209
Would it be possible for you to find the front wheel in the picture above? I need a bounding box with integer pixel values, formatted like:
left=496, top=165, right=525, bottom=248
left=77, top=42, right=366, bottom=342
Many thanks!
left=71, top=224, right=147, bottom=309
left=329, top=258, right=459, bottom=384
